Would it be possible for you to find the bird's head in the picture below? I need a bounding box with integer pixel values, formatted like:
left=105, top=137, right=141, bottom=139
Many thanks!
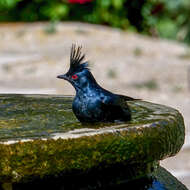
left=57, top=44, right=96, bottom=91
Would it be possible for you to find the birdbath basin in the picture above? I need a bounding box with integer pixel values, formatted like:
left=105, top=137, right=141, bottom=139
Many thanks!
left=0, top=94, right=186, bottom=190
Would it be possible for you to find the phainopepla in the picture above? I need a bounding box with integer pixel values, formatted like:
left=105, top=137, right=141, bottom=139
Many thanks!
left=57, top=44, right=139, bottom=123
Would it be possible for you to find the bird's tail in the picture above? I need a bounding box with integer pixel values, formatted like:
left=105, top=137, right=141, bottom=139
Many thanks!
left=119, top=94, right=141, bottom=101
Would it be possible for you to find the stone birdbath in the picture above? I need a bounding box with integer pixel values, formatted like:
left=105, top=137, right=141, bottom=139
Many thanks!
left=0, top=94, right=187, bottom=190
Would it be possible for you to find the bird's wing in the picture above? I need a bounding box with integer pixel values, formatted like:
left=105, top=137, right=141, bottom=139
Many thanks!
left=100, top=95, right=131, bottom=121
left=100, top=95, right=132, bottom=111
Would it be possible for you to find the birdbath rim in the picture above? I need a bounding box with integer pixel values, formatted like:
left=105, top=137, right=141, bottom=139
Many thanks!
left=0, top=94, right=185, bottom=184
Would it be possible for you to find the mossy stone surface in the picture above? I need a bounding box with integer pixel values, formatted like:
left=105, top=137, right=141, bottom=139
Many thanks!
left=0, top=94, right=185, bottom=184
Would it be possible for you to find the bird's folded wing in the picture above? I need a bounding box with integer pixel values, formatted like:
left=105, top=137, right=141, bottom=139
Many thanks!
left=100, top=95, right=128, bottom=111
left=100, top=100, right=124, bottom=115
left=100, top=96, right=131, bottom=121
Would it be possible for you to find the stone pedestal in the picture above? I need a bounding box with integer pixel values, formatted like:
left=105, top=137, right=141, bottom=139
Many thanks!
left=0, top=95, right=186, bottom=189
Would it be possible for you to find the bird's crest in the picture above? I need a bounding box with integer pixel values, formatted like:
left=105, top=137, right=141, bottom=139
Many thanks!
left=69, top=44, right=88, bottom=73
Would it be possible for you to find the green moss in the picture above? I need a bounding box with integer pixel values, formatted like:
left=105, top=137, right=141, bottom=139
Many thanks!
left=0, top=95, right=79, bottom=140
left=0, top=135, right=157, bottom=183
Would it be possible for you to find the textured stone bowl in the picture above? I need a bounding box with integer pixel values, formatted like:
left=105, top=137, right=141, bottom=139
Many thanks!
left=0, top=94, right=185, bottom=189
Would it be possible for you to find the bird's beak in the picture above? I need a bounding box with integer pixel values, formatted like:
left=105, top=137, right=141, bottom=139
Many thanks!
left=57, top=74, right=68, bottom=80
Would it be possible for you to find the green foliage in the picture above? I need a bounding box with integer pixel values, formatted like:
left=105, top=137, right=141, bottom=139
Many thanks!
left=156, top=19, right=178, bottom=39
left=41, top=3, right=69, bottom=21
left=0, top=0, right=190, bottom=44
left=141, top=0, right=190, bottom=43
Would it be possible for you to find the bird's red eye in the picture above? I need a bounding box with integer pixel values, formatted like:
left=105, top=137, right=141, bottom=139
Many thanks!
left=72, top=74, right=78, bottom=80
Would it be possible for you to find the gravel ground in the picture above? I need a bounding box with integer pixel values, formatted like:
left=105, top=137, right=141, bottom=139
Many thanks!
left=0, top=22, right=189, bottom=188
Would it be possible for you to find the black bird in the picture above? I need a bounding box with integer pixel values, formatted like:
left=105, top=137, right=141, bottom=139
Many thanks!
left=57, top=45, right=138, bottom=123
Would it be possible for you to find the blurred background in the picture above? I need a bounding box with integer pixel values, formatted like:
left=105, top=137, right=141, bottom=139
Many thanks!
left=0, top=0, right=189, bottom=188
